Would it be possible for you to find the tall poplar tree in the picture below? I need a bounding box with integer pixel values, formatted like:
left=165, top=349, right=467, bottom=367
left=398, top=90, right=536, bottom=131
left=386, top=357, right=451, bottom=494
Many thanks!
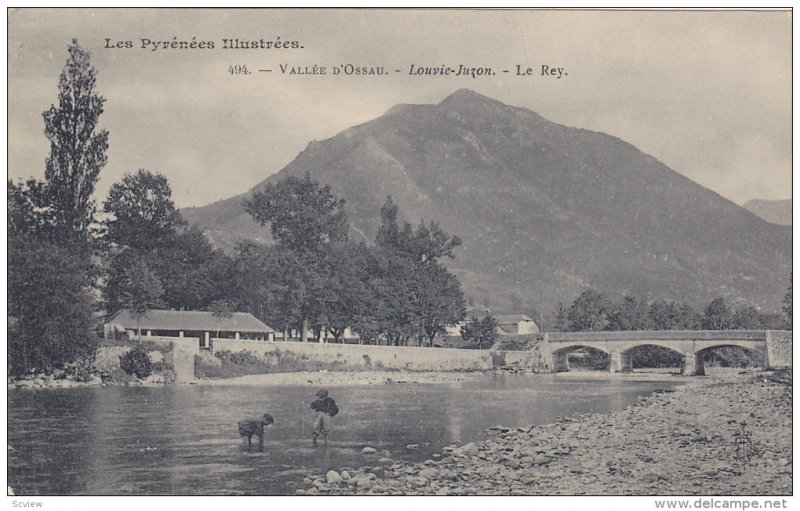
left=42, top=39, right=109, bottom=243
left=8, top=40, right=107, bottom=374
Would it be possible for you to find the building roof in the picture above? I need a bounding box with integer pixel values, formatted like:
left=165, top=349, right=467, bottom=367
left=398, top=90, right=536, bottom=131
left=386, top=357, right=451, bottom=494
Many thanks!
left=495, top=314, right=534, bottom=325
left=463, top=307, right=492, bottom=320
left=495, top=325, right=513, bottom=335
left=106, top=309, right=275, bottom=333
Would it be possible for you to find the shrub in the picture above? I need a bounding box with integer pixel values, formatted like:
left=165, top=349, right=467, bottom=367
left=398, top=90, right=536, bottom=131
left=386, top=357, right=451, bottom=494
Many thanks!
left=119, top=345, right=153, bottom=379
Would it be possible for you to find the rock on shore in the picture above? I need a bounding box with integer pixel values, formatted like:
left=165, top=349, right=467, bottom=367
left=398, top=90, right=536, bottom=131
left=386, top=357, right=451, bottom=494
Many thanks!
left=296, top=370, right=791, bottom=495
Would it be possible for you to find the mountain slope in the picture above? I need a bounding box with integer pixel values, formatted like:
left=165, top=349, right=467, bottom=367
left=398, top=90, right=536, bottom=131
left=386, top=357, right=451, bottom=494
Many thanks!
left=742, top=199, right=792, bottom=226
left=183, top=89, right=791, bottom=313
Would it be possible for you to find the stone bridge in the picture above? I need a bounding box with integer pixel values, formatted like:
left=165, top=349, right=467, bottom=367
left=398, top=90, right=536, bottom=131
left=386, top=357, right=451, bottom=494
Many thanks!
left=543, top=330, right=791, bottom=375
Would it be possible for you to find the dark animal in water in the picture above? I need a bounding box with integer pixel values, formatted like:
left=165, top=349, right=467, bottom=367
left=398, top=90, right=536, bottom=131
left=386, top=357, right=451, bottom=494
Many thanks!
left=238, top=413, right=274, bottom=451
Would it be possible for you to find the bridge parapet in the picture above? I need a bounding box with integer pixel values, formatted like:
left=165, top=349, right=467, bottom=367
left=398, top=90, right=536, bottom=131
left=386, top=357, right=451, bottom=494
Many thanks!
left=546, top=330, right=768, bottom=343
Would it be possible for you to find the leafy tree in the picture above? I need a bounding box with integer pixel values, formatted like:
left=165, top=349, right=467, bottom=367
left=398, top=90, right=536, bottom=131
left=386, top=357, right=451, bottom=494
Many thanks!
left=103, top=169, right=184, bottom=251
left=232, top=242, right=293, bottom=334
left=376, top=196, right=461, bottom=264
left=232, top=241, right=323, bottom=340
left=415, top=263, right=466, bottom=346
left=552, top=302, right=569, bottom=332
left=316, top=241, right=373, bottom=343
left=731, top=306, right=765, bottom=330
left=7, top=179, right=52, bottom=238
left=702, top=297, right=733, bottom=330
left=100, top=169, right=235, bottom=315
left=42, top=39, right=109, bottom=243
left=460, top=314, right=499, bottom=349
left=373, top=196, right=465, bottom=346
left=245, top=173, right=348, bottom=254
left=759, top=312, right=787, bottom=330
left=784, top=274, right=792, bottom=330
left=608, top=296, right=653, bottom=331
left=119, top=258, right=165, bottom=340
left=103, top=248, right=137, bottom=314
left=244, top=175, right=350, bottom=341
left=8, top=237, right=98, bottom=375
left=567, top=289, right=612, bottom=331
left=150, top=227, right=235, bottom=310
left=371, top=251, right=424, bottom=346
left=104, top=224, right=235, bottom=315
left=375, top=196, right=401, bottom=249
left=208, top=299, right=235, bottom=339
left=648, top=300, right=701, bottom=330
left=348, top=247, right=391, bottom=345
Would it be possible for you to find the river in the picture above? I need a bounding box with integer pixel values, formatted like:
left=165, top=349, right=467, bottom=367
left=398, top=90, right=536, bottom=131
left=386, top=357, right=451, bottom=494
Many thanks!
left=7, top=373, right=681, bottom=495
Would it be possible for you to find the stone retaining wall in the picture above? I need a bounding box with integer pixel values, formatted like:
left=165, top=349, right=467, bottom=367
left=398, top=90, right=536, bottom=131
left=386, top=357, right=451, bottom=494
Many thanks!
left=213, top=339, right=508, bottom=372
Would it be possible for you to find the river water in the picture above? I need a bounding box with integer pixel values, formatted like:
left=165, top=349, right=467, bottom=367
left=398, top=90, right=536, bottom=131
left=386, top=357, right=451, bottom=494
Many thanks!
left=7, top=374, right=680, bottom=495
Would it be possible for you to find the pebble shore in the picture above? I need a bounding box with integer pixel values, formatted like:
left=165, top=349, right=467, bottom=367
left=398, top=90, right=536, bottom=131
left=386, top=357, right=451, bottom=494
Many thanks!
left=8, top=369, right=482, bottom=390
left=296, top=370, right=792, bottom=496
left=195, top=370, right=481, bottom=387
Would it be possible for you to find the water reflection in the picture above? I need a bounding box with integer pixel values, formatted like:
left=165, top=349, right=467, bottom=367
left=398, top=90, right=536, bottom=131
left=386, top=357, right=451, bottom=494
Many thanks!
left=8, top=374, right=679, bottom=495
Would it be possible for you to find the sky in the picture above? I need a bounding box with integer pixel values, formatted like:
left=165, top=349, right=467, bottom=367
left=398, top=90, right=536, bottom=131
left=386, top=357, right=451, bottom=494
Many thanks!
left=7, top=8, right=792, bottom=209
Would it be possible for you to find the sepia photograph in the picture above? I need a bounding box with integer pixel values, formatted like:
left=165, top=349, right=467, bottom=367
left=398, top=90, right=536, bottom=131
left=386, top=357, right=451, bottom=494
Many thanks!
left=5, top=6, right=793, bottom=505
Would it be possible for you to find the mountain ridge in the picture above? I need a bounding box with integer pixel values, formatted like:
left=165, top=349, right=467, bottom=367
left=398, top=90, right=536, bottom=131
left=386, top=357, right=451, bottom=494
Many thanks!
left=742, top=198, right=792, bottom=226
left=183, top=89, right=791, bottom=313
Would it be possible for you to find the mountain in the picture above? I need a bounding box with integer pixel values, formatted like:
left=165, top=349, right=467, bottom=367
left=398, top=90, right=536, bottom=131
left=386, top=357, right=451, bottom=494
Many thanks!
left=183, top=89, right=792, bottom=314
left=742, top=199, right=792, bottom=226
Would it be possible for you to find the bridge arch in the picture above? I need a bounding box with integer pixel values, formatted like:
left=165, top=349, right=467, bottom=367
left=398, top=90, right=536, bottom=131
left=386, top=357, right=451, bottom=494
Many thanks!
left=695, top=343, right=765, bottom=370
left=619, top=343, right=684, bottom=371
left=690, top=340, right=767, bottom=357
left=618, top=340, right=689, bottom=356
left=551, top=344, right=611, bottom=372
left=551, top=343, right=612, bottom=356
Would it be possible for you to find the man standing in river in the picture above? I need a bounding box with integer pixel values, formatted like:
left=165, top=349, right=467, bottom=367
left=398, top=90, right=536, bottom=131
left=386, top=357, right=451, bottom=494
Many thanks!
left=310, top=389, right=339, bottom=446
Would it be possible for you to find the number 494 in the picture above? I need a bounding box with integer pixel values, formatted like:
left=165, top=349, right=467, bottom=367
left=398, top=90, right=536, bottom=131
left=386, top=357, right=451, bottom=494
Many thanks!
left=228, top=65, right=251, bottom=75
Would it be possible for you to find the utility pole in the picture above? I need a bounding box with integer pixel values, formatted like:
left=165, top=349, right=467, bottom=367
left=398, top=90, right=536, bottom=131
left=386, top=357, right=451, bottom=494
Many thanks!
left=540, top=288, right=545, bottom=332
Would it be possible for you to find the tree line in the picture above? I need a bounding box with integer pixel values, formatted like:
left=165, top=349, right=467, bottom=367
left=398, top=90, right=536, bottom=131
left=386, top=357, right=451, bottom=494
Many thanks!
left=551, top=289, right=790, bottom=333
left=238, top=177, right=466, bottom=346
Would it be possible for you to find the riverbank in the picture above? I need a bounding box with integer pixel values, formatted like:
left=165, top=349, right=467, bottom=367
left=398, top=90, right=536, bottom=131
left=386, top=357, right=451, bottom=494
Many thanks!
left=297, top=369, right=792, bottom=495
left=194, top=370, right=486, bottom=386
left=8, top=368, right=690, bottom=390
left=6, top=369, right=498, bottom=390
left=5, top=367, right=696, bottom=390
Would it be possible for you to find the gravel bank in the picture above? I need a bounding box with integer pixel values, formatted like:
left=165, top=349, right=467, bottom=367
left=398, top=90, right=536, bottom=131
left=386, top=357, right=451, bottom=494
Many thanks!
left=8, top=369, right=484, bottom=390
left=194, top=370, right=483, bottom=387
left=297, top=370, right=792, bottom=495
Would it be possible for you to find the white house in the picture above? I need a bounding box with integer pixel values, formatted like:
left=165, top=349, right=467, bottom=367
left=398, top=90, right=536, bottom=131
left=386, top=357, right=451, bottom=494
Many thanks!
left=445, top=309, right=540, bottom=337
left=494, top=314, right=540, bottom=335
